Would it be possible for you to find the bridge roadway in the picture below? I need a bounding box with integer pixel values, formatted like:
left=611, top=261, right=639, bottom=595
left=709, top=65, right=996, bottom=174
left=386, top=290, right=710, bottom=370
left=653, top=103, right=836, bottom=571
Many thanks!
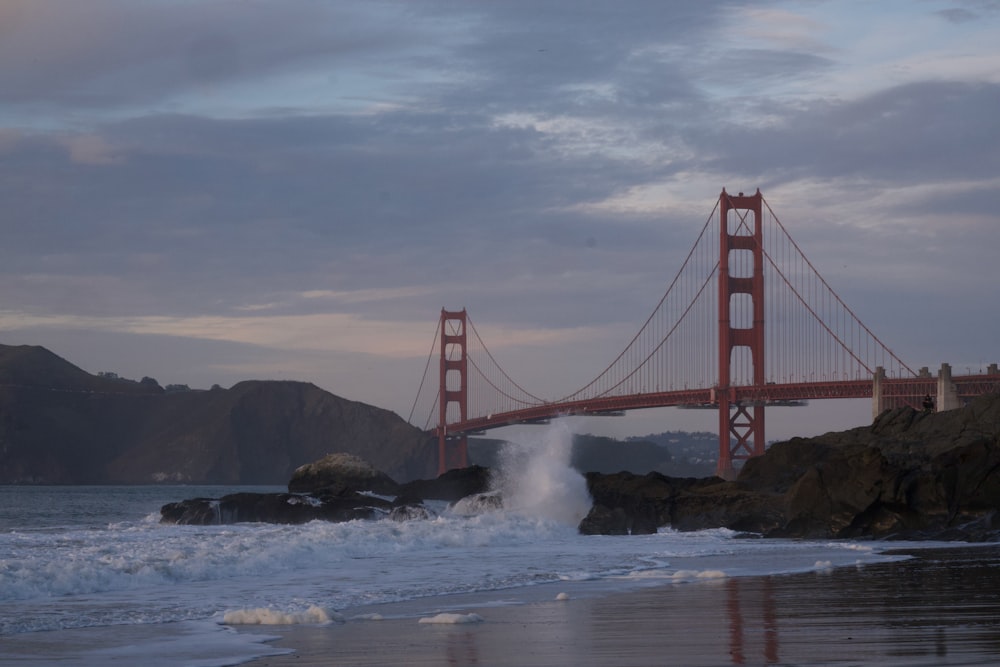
left=445, top=373, right=1000, bottom=436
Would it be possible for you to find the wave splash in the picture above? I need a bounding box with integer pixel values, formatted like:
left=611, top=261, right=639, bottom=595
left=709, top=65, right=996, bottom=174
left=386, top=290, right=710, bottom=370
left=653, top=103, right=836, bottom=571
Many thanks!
left=490, top=420, right=592, bottom=526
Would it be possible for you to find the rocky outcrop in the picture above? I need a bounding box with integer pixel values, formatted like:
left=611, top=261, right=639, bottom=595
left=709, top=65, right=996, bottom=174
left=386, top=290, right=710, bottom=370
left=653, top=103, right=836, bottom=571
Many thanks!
left=160, top=489, right=394, bottom=525
left=161, top=458, right=487, bottom=525
left=288, top=452, right=399, bottom=495
left=395, top=465, right=492, bottom=502
left=580, top=394, right=1000, bottom=541
left=450, top=491, right=504, bottom=515
left=0, top=344, right=437, bottom=484
left=579, top=472, right=783, bottom=535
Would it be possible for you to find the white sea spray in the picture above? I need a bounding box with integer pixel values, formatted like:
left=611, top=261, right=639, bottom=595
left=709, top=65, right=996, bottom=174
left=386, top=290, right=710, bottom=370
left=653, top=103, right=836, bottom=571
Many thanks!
left=491, top=419, right=592, bottom=526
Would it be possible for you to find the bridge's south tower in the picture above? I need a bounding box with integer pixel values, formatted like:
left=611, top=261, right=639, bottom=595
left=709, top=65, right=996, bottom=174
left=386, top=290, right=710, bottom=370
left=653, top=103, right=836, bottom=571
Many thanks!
left=437, top=308, right=469, bottom=474
left=717, top=189, right=765, bottom=478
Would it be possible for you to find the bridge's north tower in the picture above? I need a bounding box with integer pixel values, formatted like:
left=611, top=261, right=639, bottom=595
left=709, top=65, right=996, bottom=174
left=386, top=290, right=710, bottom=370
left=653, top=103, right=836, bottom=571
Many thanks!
left=717, top=189, right=765, bottom=479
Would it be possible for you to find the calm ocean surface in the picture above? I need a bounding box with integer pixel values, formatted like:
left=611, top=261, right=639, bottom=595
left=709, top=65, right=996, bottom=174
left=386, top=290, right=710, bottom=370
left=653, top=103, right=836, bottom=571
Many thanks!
left=0, top=430, right=947, bottom=666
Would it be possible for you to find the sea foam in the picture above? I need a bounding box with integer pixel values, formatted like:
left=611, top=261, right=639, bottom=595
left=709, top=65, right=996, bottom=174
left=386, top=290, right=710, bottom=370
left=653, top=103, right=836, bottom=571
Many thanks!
left=222, top=605, right=343, bottom=625
left=418, top=612, right=485, bottom=624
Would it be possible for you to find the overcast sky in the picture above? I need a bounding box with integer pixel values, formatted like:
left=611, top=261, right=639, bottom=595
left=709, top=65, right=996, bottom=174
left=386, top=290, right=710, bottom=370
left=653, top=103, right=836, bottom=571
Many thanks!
left=2, top=0, right=998, bottom=442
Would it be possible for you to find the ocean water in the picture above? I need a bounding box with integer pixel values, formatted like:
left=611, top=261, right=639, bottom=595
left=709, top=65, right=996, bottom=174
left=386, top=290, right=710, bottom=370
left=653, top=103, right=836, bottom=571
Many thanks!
left=0, top=423, right=939, bottom=666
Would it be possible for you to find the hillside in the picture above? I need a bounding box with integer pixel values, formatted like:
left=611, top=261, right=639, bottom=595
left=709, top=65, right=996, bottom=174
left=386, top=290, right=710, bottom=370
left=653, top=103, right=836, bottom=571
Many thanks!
left=469, top=431, right=716, bottom=477
left=0, top=344, right=437, bottom=484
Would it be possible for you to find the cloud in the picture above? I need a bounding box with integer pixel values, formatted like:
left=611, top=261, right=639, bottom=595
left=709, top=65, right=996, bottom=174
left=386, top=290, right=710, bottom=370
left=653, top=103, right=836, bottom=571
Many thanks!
left=62, top=134, right=124, bottom=165
left=297, top=286, right=435, bottom=305
left=734, top=7, right=830, bottom=51
left=935, top=8, right=979, bottom=24
left=0, top=0, right=441, bottom=114
left=0, top=307, right=611, bottom=364
left=693, top=81, right=1000, bottom=185
left=1, top=1, right=998, bottom=435
left=0, top=128, right=21, bottom=153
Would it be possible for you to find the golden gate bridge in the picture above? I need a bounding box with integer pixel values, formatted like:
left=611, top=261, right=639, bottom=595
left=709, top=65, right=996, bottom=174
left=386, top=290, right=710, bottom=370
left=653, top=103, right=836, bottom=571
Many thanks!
left=410, top=190, right=1000, bottom=478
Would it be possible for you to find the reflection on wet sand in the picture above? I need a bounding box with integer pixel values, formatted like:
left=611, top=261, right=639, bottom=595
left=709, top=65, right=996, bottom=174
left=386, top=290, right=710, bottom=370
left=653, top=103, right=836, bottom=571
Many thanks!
left=251, top=546, right=1000, bottom=667
left=726, top=578, right=777, bottom=664
left=719, top=546, right=1000, bottom=665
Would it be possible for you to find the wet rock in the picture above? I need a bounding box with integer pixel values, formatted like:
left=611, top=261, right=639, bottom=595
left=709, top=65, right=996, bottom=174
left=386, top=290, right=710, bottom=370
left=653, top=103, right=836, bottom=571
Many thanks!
left=159, top=457, right=462, bottom=526
left=578, top=505, right=630, bottom=535
left=450, top=491, right=503, bottom=516
left=160, top=490, right=390, bottom=525
left=389, top=504, right=436, bottom=522
left=288, top=452, right=399, bottom=495
left=579, top=394, right=1000, bottom=541
left=160, top=497, right=221, bottom=525
left=395, top=465, right=492, bottom=502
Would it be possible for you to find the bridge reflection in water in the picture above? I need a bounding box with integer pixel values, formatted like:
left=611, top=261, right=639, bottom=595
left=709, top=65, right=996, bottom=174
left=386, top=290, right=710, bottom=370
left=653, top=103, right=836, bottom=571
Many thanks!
left=727, top=578, right=778, bottom=665
left=319, top=548, right=1000, bottom=665
left=572, top=548, right=1000, bottom=665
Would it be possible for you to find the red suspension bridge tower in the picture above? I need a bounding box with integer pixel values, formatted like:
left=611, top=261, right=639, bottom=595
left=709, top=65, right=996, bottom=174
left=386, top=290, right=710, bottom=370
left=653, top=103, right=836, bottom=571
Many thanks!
left=438, top=309, right=469, bottom=473
left=717, top=190, right=766, bottom=475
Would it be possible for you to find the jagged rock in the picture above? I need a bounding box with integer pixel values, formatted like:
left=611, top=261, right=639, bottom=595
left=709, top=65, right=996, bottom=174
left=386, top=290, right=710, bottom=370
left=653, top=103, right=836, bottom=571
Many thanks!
left=389, top=504, right=435, bottom=521
left=160, top=490, right=391, bottom=525
left=451, top=491, right=503, bottom=515
left=395, top=465, right=492, bottom=502
left=160, top=497, right=221, bottom=525
left=161, top=457, right=412, bottom=525
left=578, top=505, right=630, bottom=535
left=669, top=482, right=784, bottom=534
left=288, top=453, right=399, bottom=495
left=391, top=492, right=428, bottom=508
left=580, top=394, right=1000, bottom=541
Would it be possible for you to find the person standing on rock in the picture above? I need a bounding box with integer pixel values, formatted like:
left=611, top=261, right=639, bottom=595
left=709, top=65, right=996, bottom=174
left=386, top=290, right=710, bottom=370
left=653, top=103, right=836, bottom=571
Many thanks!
left=923, top=394, right=935, bottom=413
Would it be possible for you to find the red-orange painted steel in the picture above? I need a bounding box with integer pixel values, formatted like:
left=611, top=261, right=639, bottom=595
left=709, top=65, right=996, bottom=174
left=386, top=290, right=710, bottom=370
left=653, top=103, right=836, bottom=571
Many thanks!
left=717, top=189, right=766, bottom=477
left=439, top=375, right=1000, bottom=437
left=437, top=309, right=469, bottom=474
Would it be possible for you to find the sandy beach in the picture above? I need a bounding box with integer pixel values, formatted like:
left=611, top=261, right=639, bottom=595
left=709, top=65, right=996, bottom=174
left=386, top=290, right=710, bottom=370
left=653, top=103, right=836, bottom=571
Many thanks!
left=245, top=545, right=1000, bottom=667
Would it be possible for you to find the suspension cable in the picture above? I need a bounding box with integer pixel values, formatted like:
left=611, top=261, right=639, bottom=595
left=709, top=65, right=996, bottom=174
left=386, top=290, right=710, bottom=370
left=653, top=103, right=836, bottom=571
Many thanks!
left=408, top=316, right=441, bottom=425
left=466, top=315, right=548, bottom=404
left=557, top=198, right=721, bottom=401
left=762, top=197, right=916, bottom=377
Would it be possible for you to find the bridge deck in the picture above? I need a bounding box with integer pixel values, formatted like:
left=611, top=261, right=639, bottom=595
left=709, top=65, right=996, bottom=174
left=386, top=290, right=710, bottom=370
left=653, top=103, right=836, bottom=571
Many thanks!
left=442, top=375, right=1000, bottom=436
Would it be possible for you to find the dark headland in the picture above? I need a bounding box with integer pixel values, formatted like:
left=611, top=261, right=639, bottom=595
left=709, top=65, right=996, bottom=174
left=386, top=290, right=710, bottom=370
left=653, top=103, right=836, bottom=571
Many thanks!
left=0, top=344, right=438, bottom=484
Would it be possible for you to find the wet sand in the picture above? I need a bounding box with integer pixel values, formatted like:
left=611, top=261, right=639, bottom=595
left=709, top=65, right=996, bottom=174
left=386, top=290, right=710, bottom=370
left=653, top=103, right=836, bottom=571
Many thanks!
left=246, top=545, right=1000, bottom=666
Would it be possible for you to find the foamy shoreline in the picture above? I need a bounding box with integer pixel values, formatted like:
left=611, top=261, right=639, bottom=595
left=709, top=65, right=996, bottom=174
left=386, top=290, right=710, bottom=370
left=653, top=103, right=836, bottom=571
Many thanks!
left=243, top=545, right=1000, bottom=667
